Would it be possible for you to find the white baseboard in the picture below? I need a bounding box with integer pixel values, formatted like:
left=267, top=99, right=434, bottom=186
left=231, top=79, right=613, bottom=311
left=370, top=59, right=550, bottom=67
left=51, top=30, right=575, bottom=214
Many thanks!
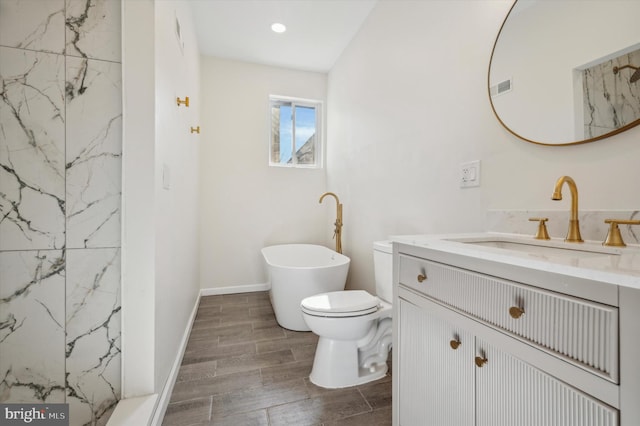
left=149, top=295, right=201, bottom=426
left=107, top=394, right=158, bottom=426
left=200, top=283, right=270, bottom=296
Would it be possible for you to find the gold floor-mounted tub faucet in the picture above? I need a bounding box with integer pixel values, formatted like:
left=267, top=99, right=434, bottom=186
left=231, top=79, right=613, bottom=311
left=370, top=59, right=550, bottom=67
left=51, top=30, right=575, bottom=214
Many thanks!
left=319, top=192, right=343, bottom=253
left=551, top=176, right=583, bottom=243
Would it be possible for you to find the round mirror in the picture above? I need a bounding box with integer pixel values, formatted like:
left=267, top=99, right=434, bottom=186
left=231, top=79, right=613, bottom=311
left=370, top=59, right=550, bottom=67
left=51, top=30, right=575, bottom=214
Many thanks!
left=488, top=0, right=640, bottom=145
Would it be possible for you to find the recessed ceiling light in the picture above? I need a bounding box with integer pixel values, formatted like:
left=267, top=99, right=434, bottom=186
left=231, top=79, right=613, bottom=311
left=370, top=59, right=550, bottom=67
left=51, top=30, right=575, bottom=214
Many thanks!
left=271, top=23, right=286, bottom=33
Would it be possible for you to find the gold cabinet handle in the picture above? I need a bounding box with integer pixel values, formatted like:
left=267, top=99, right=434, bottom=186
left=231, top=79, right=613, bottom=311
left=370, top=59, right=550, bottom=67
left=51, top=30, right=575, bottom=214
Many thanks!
left=450, top=339, right=461, bottom=350
left=417, top=274, right=427, bottom=283
left=475, top=356, right=488, bottom=368
left=177, top=96, right=190, bottom=107
left=509, top=306, right=525, bottom=319
left=190, top=126, right=200, bottom=134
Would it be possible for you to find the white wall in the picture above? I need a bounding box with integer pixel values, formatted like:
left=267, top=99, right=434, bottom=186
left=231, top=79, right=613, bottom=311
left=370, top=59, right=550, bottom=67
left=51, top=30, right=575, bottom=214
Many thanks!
left=199, top=57, right=328, bottom=290
left=121, top=0, right=200, bottom=404
left=327, top=0, right=640, bottom=295
left=122, top=0, right=156, bottom=398
left=154, top=0, right=201, bottom=394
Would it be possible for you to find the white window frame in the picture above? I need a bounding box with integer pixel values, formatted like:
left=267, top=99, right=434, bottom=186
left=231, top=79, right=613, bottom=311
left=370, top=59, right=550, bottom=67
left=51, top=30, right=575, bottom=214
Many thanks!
left=268, top=95, right=323, bottom=168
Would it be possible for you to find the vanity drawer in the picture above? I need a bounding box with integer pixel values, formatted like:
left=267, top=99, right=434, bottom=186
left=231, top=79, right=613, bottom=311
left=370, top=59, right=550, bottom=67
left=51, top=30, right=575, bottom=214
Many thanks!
left=398, top=254, right=619, bottom=382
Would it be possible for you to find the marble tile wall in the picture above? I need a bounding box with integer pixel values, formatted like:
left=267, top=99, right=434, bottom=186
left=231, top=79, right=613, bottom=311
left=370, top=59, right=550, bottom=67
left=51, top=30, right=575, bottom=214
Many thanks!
left=0, top=1, right=121, bottom=425
left=583, top=48, right=640, bottom=139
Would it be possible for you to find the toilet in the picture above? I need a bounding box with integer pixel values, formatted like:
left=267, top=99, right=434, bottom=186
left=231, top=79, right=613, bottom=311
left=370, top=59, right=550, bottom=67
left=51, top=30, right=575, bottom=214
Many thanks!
left=300, top=240, right=393, bottom=388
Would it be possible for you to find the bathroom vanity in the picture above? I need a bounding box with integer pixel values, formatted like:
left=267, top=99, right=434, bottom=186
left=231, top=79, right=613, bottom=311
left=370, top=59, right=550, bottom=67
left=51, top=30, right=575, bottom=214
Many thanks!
left=392, top=233, right=640, bottom=426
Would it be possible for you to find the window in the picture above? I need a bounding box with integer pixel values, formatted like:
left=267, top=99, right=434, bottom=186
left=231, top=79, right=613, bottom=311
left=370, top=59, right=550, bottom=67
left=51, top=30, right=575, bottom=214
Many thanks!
left=269, top=96, right=322, bottom=168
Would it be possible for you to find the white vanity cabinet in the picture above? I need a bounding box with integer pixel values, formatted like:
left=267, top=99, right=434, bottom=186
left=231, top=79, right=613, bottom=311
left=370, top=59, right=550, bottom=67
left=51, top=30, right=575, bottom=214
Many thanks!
left=398, top=297, right=474, bottom=425
left=393, top=241, right=640, bottom=426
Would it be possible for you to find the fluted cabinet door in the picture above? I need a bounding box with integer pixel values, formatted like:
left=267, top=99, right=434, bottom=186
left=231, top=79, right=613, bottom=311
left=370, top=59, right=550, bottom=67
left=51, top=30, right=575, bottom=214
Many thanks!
left=475, top=339, right=619, bottom=426
left=398, top=298, right=474, bottom=426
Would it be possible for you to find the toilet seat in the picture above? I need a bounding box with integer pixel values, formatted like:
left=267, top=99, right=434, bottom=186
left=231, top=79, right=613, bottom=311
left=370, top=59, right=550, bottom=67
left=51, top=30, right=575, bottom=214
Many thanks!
left=301, top=290, right=380, bottom=318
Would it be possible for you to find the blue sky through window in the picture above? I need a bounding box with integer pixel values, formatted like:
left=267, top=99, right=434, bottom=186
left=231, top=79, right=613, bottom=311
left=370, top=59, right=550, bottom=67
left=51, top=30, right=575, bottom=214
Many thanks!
left=279, top=105, right=316, bottom=163
left=295, top=106, right=316, bottom=152
left=279, top=105, right=293, bottom=163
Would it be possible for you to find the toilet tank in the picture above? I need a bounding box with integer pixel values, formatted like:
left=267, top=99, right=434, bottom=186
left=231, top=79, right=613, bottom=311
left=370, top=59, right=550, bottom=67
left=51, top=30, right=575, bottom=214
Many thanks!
left=373, top=240, right=393, bottom=303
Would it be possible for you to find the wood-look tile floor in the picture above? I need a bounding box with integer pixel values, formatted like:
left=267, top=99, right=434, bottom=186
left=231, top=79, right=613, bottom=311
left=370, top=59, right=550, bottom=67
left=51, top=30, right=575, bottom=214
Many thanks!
left=161, top=291, right=392, bottom=426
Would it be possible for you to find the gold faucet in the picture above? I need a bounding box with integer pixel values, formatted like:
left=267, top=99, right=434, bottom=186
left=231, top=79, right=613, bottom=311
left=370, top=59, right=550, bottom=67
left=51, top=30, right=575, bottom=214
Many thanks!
left=319, top=192, right=343, bottom=253
left=528, top=217, right=550, bottom=240
left=551, top=176, right=583, bottom=243
left=603, top=219, right=640, bottom=247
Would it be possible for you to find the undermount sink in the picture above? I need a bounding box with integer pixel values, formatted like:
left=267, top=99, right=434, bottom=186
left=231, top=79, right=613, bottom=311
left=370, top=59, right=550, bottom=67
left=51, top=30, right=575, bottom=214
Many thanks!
left=446, top=236, right=622, bottom=258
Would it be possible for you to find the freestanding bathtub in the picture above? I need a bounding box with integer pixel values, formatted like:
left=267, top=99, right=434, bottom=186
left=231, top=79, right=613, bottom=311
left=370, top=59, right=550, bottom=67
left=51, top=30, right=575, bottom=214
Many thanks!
left=261, top=244, right=350, bottom=331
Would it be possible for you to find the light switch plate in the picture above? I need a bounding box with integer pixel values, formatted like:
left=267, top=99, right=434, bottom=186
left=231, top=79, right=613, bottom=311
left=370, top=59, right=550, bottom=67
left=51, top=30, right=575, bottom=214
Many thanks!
left=460, top=160, right=480, bottom=188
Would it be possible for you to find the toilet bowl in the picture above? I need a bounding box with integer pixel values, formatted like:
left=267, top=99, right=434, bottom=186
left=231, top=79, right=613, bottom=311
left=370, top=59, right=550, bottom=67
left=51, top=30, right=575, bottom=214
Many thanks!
left=301, top=241, right=393, bottom=389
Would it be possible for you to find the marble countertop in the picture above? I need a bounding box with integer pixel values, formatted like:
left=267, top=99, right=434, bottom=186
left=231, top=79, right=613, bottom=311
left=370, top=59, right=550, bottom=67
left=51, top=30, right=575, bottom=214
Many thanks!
left=391, top=232, right=640, bottom=290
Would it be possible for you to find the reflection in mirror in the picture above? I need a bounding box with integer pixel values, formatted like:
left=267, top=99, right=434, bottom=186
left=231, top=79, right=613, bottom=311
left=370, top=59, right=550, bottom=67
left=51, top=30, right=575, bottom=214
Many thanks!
left=489, top=0, right=640, bottom=145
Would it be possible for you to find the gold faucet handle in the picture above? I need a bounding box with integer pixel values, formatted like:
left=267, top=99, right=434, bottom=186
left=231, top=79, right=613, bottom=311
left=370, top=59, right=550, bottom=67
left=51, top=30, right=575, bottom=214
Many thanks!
left=528, top=217, right=550, bottom=240
left=603, top=219, right=640, bottom=247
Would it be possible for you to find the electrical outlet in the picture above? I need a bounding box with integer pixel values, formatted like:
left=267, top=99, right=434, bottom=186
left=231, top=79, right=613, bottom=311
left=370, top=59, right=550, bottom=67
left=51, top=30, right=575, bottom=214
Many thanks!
left=460, top=160, right=480, bottom=188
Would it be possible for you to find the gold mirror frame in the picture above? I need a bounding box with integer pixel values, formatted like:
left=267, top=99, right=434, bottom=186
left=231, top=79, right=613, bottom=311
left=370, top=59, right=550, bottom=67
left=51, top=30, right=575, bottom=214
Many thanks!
left=488, top=1, right=640, bottom=146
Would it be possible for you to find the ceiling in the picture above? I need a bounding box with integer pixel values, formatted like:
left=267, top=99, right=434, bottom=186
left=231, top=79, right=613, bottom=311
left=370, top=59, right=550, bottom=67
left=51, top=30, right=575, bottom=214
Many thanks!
left=190, top=0, right=378, bottom=73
